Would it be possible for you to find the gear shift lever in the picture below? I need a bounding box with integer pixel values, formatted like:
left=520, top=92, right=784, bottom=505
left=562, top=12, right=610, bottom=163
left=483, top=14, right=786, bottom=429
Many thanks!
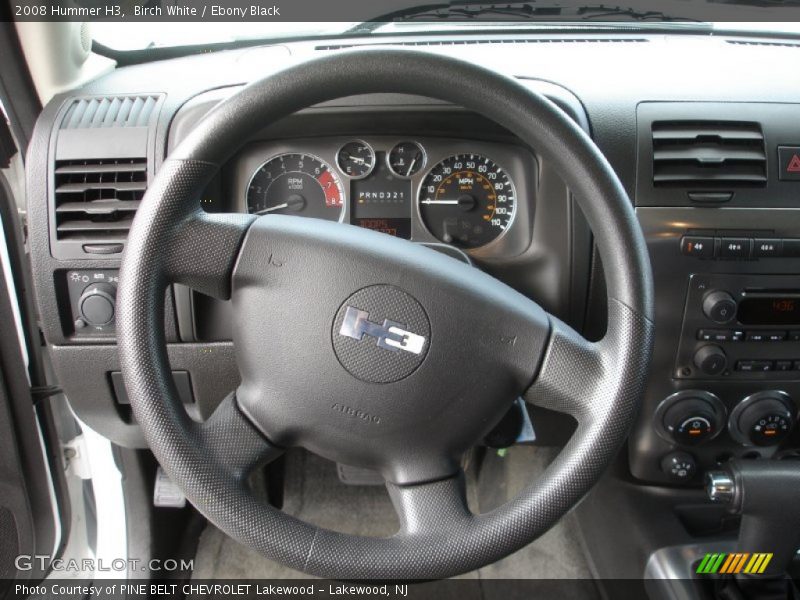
left=706, top=460, right=800, bottom=599
left=707, top=460, right=800, bottom=576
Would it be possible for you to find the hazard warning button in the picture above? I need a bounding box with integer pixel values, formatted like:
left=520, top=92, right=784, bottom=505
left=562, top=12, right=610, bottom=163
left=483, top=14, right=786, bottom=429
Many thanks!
left=778, top=146, right=800, bottom=181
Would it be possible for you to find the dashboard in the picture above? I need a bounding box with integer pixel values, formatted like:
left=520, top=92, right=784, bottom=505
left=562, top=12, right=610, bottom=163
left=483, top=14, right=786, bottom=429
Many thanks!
left=20, top=30, right=800, bottom=579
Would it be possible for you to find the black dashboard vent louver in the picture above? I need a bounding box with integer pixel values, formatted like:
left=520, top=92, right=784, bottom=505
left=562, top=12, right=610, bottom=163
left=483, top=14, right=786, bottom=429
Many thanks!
left=727, top=39, right=800, bottom=48
left=60, top=95, right=160, bottom=129
left=53, top=158, right=147, bottom=241
left=316, top=38, right=648, bottom=50
left=651, top=121, right=767, bottom=187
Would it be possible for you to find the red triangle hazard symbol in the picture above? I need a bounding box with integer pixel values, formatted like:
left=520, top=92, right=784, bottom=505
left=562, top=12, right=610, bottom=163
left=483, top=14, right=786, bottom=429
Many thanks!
left=788, top=154, right=800, bottom=173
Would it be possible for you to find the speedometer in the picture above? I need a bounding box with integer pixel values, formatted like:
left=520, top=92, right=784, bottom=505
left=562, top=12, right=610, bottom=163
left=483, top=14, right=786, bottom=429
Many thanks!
left=246, top=153, right=344, bottom=221
left=418, top=154, right=516, bottom=249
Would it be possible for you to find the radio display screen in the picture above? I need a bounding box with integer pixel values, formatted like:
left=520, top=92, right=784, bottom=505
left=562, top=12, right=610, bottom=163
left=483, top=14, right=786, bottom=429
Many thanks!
left=351, top=152, right=412, bottom=239
left=738, top=296, right=800, bottom=325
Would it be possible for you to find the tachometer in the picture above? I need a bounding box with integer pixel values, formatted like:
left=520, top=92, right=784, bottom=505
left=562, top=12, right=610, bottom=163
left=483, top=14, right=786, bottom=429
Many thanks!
left=418, top=154, right=516, bottom=248
left=246, top=153, right=344, bottom=221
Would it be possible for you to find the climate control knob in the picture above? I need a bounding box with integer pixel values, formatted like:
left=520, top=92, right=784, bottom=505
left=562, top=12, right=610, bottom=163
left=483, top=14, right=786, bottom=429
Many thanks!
left=663, top=397, right=720, bottom=445
left=702, top=290, right=737, bottom=324
left=78, top=282, right=117, bottom=327
left=730, top=391, right=796, bottom=447
left=655, top=390, right=726, bottom=446
left=694, top=345, right=727, bottom=376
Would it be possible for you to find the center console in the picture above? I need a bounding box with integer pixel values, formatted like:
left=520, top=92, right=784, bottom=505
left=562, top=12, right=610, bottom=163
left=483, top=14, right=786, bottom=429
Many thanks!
left=630, top=101, right=800, bottom=486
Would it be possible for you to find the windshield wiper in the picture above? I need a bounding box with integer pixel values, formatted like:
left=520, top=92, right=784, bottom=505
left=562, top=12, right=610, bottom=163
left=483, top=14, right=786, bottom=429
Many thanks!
left=347, top=2, right=703, bottom=34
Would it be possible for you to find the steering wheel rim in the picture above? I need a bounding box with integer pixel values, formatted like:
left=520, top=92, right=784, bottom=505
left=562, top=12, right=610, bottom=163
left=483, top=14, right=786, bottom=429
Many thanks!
left=117, top=49, right=654, bottom=579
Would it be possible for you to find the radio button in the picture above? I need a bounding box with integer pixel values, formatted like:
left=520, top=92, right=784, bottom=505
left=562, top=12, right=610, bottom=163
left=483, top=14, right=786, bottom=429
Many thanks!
left=717, top=237, right=752, bottom=259
left=753, top=239, right=783, bottom=258
left=789, top=331, right=800, bottom=342
left=745, top=331, right=768, bottom=342
left=794, top=361, right=800, bottom=371
left=776, top=360, right=793, bottom=372
left=697, top=329, right=741, bottom=342
left=767, top=331, right=787, bottom=342
left=736, top=360, right=774, bottom=372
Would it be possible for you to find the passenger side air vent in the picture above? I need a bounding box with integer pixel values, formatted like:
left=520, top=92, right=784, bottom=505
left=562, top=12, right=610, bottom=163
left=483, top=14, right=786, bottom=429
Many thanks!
left=651, top=121, right=767, bottom=187
left=60, top=95, right=160, bottom=129
left=53, top=158, right=147, bottom=242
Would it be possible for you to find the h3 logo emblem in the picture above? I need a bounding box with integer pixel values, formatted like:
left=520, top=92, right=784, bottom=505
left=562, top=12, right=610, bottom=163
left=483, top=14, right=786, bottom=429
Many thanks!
left=339, top=307, right=426, bottom=355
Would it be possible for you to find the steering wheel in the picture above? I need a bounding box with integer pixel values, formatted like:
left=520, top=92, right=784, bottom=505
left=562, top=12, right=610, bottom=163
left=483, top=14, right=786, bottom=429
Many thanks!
left=117, top=49, right=653, bottom=579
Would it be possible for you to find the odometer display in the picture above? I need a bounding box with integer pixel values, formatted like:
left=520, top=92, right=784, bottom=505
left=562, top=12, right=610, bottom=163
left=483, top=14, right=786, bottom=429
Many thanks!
left=246, top=153, right=344, bottom=221
left=418, top=154, right=516, bottom=249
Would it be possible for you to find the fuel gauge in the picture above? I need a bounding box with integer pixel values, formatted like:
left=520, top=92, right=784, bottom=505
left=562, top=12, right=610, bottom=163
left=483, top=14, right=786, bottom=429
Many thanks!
left=336, top=140, right=375, bottom=179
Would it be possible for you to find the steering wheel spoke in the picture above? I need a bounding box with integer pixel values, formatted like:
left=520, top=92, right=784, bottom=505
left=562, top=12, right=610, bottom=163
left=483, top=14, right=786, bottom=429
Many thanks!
left=200, top=392, right=284, bottom=481
left=164, top=210, right=255, bottom=300
left=524, top=299, right=654, bottom=429
left=387, top=473, right=472, bottom=536
left=523, top=317, right=604, bottom=423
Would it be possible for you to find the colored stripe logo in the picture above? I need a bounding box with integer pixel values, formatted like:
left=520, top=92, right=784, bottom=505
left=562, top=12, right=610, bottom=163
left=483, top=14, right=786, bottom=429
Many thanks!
left=696, top=553, right=773, bottom=574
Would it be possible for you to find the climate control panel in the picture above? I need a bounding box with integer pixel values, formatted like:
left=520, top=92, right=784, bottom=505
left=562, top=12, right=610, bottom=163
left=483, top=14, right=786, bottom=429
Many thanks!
left=652, top=388, right=798, bottom=483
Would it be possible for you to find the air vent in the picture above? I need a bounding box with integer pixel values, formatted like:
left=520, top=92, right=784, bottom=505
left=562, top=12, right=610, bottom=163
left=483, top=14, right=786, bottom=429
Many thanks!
left=651, top=121, right=767, bottom=187
left=60, top=96, right=160, bottom=129
left=53, top=158, right=147, bottom=242
left=316, top=37, right=647, bottom=50
left=727, top=39, right=800, bottom=49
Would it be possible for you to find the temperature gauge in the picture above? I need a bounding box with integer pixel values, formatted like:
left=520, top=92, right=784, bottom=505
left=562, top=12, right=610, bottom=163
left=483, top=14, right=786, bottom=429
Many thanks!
left=388, top=141, right=426, bottom=178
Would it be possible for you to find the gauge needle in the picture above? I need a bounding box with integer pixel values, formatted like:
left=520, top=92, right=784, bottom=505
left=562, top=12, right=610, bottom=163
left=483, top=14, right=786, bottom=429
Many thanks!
left=254, top=203, right=288, bottom=215
left=349, top=155, right=372, bottom=166
left=254, top=195, right=305, bottom=215
left=421, top=199, right=460, bottom=205
left=406, top=156, right=418, bottom=176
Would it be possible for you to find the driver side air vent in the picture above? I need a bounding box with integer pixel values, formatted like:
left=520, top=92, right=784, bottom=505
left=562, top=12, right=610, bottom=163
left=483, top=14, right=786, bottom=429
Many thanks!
left=60, top=95, right=160, bottom=129
left=652, top=121, right=767, bottom=187
left=51, top=93, right=162, bottom=259
left=53, top=158, right=147, bottom=242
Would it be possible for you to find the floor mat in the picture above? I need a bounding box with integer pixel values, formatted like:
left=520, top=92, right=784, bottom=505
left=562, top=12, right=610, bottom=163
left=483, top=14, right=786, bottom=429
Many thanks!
left=192, top=446, right=598, bottom=597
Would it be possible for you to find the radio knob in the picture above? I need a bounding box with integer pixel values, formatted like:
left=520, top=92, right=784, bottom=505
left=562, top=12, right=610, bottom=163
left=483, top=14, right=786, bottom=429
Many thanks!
left=694, top=345, right=727, bottom=376
left=702, top=290, right=737, bottom=324
left=78, top=282, right=117, bottom=327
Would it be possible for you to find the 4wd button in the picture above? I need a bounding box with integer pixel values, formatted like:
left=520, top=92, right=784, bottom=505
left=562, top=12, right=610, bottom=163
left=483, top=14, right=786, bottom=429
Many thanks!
left=681, top=236, right=713, bottom=258
left=778, top=146, right=800, bottom=181
left=754, top=239, right=782, bottom=258
left=718, top=237, right=752, bottom=259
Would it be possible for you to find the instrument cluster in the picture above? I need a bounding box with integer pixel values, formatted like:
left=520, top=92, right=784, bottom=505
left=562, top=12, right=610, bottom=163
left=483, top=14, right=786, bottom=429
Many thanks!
left=237, top=137, right=535, bottom=253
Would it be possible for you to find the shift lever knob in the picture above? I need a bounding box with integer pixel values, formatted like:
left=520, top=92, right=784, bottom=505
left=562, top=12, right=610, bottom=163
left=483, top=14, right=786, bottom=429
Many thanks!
left=707, top=460, right=800, bottom=577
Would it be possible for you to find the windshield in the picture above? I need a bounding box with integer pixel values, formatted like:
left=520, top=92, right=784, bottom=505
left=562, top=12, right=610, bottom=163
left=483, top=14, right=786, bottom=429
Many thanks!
left=91, top=22, right=359, bottom=51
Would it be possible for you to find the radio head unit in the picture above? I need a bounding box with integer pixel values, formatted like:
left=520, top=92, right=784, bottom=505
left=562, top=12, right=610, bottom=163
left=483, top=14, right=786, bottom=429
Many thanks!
left=676, top=275, right=800, bottom=380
